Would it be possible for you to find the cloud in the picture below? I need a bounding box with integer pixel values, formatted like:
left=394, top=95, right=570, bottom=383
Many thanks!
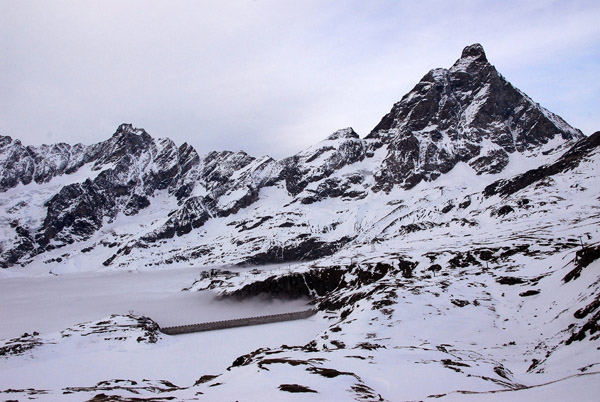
left=1, top=0, right=599, bottom=157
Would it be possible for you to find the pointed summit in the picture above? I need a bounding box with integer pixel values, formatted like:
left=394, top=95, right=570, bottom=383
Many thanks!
left=114, top=123, right=148, bottom=137
left=450, top=43, right=491, bottom=76
left=460, top=43, right=487, bottom=62
left=367, top=43, right=582, bottom=192
left=326, top=127, right=359, bottom=141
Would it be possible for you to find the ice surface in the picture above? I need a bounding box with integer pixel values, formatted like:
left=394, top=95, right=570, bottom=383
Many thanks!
left=0, top=265, right=313, bottom=339
left=0, top=264, right=324, bottom=394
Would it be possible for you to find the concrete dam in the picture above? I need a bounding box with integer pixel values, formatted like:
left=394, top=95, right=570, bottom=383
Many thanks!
left=159, top=309, right=317, bottom=335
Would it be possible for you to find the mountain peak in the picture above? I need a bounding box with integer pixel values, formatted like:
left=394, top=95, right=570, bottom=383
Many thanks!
left=449, top=43, right=490, bottom=75
left=115, top=123, right=148, bottom=137
left=326, top=127, right=359, bottom=141
left=460, top=43, right=487, bottom=62
left=366, top=43, right=582, bottom=192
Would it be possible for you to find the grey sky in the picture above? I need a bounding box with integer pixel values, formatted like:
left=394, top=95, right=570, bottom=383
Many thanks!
left=1, top=0, right=599, bottom=159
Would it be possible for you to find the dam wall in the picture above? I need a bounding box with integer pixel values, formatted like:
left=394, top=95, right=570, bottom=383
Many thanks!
left=159, top=309, right=317, bottom=335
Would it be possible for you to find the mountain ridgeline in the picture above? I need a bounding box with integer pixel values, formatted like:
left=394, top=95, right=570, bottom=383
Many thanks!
left=0, top=44, right=594, bottom=269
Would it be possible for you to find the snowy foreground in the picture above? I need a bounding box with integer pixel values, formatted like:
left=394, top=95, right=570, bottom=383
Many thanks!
left=1, top=248, right=600, bottom=401
left=0, top=265, right=324, bottom=399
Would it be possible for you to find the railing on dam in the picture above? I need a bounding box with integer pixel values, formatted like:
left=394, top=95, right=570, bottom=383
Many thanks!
left=159, top=309, right=317, bottom=335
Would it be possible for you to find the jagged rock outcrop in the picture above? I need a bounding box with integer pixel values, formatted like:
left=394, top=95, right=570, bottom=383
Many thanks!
left=280, top=127, right=366, bottom=197
left=0, top=137, right=88, bottom=191
left=143, top=196, right=214, bottom=241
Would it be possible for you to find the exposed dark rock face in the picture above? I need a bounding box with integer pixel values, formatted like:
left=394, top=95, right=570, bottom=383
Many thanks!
left=28, top=125, right=206, bottom=249
left=241, top=236, right=354, bottom=265
left=0, top=332, right=42, bottom=357
left=1, top=123, right=371, bottom=266
left=172, top=142, right=201, bottom=200
left=0, top=136, right=89, bottom=191
left=225, top=267, right=347, bottom=300
left=1, top=223, right=36, bottom=268
left=201, top=151, right=255, bottom=194
left=280, top=127, right=366, bottom=197
left=143, top=197, right=214, bottom=241
left=225, top=260, right=406, bottom=314
left=563, top=244, right=600, bottom=283
left=299, top=176, right=367, bottom=204
left=469, top=149, right=510, bottom=174
left=496, top=276, right=527, bottom=285
left=37, top=179, right=110, bottom=249
left=279, top=384, right=318, bottom=393
left=0, top=124, right=206, bottom=264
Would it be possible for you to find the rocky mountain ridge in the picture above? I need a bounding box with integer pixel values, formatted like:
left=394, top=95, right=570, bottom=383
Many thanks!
left=0, top=44, right=589, bottom=269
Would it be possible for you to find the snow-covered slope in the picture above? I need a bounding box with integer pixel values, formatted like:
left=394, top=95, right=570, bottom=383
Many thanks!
left=197, top=131, right=600, bottom=400
left=1, top=44, right=599, bottom=401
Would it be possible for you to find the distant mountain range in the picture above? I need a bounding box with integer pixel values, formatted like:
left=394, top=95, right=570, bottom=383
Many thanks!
left=0, top=43, right=592, bottom=271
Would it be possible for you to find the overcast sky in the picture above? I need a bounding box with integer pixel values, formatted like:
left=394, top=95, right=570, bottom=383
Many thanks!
left=1, top=0, right=599, bottom=159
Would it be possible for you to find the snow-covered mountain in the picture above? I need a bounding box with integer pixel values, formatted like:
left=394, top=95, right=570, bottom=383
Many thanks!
left=0, top=44, right=585, bottom=270
left=1, top=44, right=599, bottom=401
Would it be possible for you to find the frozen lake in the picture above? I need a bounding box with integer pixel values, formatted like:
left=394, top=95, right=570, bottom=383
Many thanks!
left=0, top=265, right=311, bottom=339
left=0, top=265, right=326, bottom=389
